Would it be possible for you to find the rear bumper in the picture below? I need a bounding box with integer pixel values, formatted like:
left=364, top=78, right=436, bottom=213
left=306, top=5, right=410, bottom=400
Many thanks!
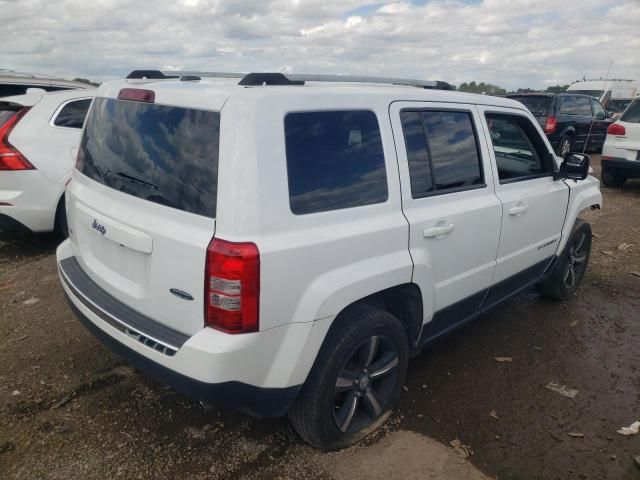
left=601, top=157, right=640, bottom=177
left=56, top=240, right=331, bottom=418
left=0, top=170, right=62, bottom=232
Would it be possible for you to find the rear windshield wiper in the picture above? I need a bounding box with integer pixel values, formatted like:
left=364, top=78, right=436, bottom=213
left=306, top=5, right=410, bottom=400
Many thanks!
left=106, top=170, right=158, bottom=190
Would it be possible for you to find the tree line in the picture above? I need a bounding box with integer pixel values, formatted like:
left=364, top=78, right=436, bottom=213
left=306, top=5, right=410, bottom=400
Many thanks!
left=457, top=81, right=570, bottom=95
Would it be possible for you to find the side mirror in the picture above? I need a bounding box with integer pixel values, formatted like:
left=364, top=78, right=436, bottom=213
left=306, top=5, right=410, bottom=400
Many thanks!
left=606, top=110, right=614, bottom=118
left=595, top=112, right=605, bottom=120
left=561, top=153, right=590, bottom=181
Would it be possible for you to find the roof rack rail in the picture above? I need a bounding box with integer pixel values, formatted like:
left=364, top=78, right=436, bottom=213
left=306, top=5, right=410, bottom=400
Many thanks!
left=128, top=69, right=455, bottom=90
left=126, top=70, right=180, bottom=80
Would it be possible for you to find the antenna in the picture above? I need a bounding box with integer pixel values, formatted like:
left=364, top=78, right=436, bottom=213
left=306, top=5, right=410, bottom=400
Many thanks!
left=582, top=60, right=612, bottom=154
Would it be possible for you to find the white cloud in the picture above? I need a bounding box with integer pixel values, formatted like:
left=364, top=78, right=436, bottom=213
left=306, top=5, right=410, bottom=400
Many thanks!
left=0, top=0, right=638, bottom=89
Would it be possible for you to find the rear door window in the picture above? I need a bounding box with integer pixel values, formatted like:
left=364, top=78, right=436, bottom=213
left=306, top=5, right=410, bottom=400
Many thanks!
left=558, top=96, right=577, bottom=115
left=284, top=110, right=388, bottom=215
left=53, top=99, right=92, bottom=129
left=400, top=109, right=483, bottom=197
left=621, top=100, right=640, bottom=123
left=575, top=97, right=593, bottom=116
left=77, top=97, right=220, bottom=218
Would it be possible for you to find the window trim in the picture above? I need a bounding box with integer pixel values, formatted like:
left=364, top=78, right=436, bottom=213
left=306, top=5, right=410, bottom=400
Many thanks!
left=49, top=97, right=94, bottom=130
left=399, top=107, right=487, bottom=200
left=283, top=108, right=390, bottom=216
left=484, top=110, right=555, bottom=185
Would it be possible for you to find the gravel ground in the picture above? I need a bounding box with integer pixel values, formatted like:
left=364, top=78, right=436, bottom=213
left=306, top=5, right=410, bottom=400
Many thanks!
left=1, top=155, right=639, bottom=479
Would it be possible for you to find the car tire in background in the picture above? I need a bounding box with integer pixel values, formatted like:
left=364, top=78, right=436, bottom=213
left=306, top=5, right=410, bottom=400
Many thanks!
left=54, top=195, right=69, bottom=239
left=601, top=168, right=627, bottom=187
left=556, top=135, right=573, bottom=158
left=537, top=219, right=592, bottom=300
left=288, top=304, right=409, bottom=450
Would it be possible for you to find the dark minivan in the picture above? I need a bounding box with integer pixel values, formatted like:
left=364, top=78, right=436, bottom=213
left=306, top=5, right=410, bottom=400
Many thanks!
left=507, top=93, right=611, bottom=157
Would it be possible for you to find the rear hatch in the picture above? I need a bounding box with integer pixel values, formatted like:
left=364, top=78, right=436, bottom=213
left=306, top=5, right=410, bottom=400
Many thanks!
left=616, top=99, right=640, bottom=156
left=68, top=94, right=221, bottom=336
left=508, top=95, right=554, bottom=128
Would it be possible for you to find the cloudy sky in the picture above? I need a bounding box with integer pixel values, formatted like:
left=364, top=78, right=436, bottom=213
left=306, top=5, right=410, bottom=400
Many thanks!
left=1, top=0, right=639, bottom=90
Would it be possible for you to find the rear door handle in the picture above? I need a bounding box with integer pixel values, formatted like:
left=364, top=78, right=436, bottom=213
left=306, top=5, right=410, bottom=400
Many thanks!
left=508, top=203, right=529, bottom=216
left=423, top=223, right=455, bottom=238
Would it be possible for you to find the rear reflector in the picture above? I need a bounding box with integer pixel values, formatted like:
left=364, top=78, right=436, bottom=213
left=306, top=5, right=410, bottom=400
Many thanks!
left=544, top=116, right=557, bottom=134
left=0, top=107, right=34, bottom=171
left=118, top=88, right=155, bottom=103
left=205, top=238, right=260, bottom=334
left=607, top=123, right=626, bottom=136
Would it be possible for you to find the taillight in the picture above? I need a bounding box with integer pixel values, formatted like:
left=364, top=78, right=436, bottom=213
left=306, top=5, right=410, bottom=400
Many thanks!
left=118, top=88, right=155, bottom=103
left=607, top=123, right=626, bottom=136
left=544, top=116, right=557, bottom=134
left=205, top=238, right=260, bottom=334
left=0, top=107, right=34, bottom=171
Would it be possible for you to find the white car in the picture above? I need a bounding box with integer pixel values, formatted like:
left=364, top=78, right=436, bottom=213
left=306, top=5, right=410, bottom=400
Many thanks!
left=56, top=72, right=602, bottom=450
left=601, top=96, right=640, bottom=187
left=0, top=89, right=95, bottom=235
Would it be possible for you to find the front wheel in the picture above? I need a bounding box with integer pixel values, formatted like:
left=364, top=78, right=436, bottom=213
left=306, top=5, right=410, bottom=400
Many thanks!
left=537, top=219, right=591, bottom=300
left=288, top=304, right=409, bottom=450
left=556, top=135, right=573, bottom=157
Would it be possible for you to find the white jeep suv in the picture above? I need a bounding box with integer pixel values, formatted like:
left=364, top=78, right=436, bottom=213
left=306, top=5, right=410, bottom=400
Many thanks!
left=56, top=72, right=602, bottom=450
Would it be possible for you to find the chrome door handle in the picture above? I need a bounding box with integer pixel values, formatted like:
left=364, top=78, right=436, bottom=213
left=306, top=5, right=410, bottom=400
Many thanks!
left=423, top=223, right=455, bottom=238
left=508, top=203, right=529, bottom=216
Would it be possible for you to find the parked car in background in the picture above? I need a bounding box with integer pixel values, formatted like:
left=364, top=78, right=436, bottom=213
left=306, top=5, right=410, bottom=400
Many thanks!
left=0, top=89, right=95, bottom=235
left=601, top=96, right=640, bottom=187
left=57, top=71, right=601, bottom=450
left=507, top=93, right=611, bottom=157
left=0, top=69, right=93, bottom=98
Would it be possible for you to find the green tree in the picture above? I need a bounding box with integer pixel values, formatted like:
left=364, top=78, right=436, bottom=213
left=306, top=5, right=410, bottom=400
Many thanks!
left=458, top=81, right=506, bottom=96
left=545, top=84, right=570, bottom=93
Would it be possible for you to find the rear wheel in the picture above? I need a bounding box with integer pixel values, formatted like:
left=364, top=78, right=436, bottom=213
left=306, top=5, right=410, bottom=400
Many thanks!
left=288, top=304, right=409, bottom=450
left=537, top=219, right=591, bottom=300
left=556, top=135, right=573, bottom=157
left=54, top=195, right=69, bottom=239
left=601, top=168, right=626, bottom=187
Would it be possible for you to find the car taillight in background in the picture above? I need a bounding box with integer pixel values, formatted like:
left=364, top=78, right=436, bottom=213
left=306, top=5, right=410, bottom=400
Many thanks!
left=0, top=107, right=34, bottom=171
left=544, top=116, right=557, bottom=134
left=607, top=123, right=626, bottom=136
left=205, top=238, right=260, bottom=334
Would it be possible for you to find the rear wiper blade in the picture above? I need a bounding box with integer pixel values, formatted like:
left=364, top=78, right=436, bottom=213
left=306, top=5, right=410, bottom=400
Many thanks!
left=106, top=171, right=158, bottom=190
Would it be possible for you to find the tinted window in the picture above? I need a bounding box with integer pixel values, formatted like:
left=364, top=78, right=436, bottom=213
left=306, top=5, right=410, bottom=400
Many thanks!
left=607, top=99, right=631, bottom=113
left=620, top=100, right=640, bottom=123
left=575, top=97, right=593, bottom=116
left=509, top=96, right=553, bottom=116
left=400, top=111, right=433, bottom=196
left=285, top=110, right=388, bottom=215
left=0, top=105, right=21, bottom=128
left=558, top=96, right=577, bottom=114
left=400, top=110, right=482, bottom=196
left=486, top=113, right=551, bottom=182
left=591, top=99, right=606, bottom=119
left=54, top=99, right=92, bottom=129
left=78, top=97, right=220, bottom=218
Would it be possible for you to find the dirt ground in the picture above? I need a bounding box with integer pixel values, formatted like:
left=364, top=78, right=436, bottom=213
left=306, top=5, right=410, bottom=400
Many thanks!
left=1, top=155, right=639, bottom=479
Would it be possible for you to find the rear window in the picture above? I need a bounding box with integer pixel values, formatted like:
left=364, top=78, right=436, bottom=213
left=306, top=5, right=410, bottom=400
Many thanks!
left=621, top=100, right=640, bottom=123
left=509, top=96, right=553, bottom=116
left=284, top=110, right=388, bottom=215
left=77, top=97, right=220, bottom=218
left=53, top=99, right=92, bottom=129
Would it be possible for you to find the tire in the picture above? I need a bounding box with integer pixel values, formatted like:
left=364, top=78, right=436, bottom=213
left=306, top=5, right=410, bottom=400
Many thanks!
left=288, top=304, right=409, bottom=450
left=537, top=219, right=591, bottom=300
left=556, top=135, right=573, bottom=158
left=601, top=168, right=626, bottom=187
left=54, top=195, right=69, bottom=239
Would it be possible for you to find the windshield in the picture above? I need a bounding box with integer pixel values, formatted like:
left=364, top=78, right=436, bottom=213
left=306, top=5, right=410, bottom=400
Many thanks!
left=77, top=97, right=220, bottom=218
left=607, top=99, right=632, bottom=113
left=509, top=96, right=553, bottom=116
